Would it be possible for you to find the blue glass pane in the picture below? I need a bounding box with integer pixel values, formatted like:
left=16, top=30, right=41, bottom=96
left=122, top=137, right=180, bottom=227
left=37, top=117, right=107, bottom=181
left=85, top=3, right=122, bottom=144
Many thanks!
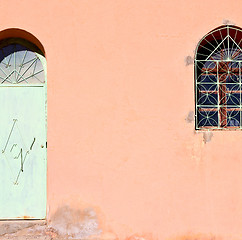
left=197, top=108, right=218, bottom=127
left=198, top=92, right=217, bottom=105
left=226, top=93, right=240, bottom=105
left=227, top=110, right=240, bottom=126
left=199, top=75, right=217, bottom=83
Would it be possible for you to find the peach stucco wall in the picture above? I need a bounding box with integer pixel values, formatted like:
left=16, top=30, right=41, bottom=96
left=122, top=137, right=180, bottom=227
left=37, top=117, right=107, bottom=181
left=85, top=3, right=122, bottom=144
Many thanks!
left=1, top=0, right=242, bottom=240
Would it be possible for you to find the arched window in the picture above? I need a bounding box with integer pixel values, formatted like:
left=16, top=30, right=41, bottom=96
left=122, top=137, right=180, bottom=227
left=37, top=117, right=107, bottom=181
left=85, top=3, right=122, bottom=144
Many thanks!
left=195, top=25, right=242, bottom=130
left=0, top=38, right=45, bottom=84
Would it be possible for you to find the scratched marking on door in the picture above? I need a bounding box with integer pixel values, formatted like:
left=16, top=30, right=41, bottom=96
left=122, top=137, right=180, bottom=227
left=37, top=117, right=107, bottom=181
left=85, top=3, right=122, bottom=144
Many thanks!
left=1, top=119, right=35, bottom=185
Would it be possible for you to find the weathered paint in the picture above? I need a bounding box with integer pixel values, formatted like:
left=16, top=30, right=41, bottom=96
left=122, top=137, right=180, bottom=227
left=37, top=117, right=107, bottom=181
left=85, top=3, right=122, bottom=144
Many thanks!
left=17, top=216, right=33, bottom=219
left=49, top=206, right=102, bottom=239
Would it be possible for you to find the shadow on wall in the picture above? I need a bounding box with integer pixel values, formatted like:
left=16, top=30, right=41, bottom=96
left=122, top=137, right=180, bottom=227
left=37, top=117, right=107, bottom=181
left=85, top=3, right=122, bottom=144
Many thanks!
left=0, top=28, right=45, bottom=57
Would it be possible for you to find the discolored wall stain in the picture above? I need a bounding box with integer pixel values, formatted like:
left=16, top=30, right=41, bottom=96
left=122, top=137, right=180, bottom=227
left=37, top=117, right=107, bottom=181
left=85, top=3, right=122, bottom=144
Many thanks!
left=185, top=56, right=194, bottom=66
left=185, top=111, right=194, bottom=123
left=203, top=131, right=213, bottom=143
left=223, top=19, right=235, bottom=25
left=49, top=205, right=102, bottom=239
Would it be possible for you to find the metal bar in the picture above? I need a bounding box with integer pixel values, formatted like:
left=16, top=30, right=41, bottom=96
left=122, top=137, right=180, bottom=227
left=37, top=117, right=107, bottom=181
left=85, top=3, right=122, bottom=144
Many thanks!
left=15, top=57, right=38, bottom=83
left=217, top=61, right=220, bottom=128
left=30, top=138, right=35, bottom=150
left=17, top=50, right=27, bottom=76
left=14, top=151, right=29, bottom=185
left=14, top=45, right=16, bottom=82
left=20, top=148, right=23, bottom=172
left=227, top=25, right=229, bottom=59
left=206, top=36, right=228, bottom=60
left=195, top=61, right=198, bottom=129
left=1, top=70, right=16, bottom=84
left=2, top=119, right=17, bottom=153
left=240, top=62, right=241, bottom=128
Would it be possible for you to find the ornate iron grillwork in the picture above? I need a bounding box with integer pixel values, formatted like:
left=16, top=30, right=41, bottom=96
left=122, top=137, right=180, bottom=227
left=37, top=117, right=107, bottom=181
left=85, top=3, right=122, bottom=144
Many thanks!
left=0, top=40, right=45, bottom=84
left=195, top=25, right=242, bottom=130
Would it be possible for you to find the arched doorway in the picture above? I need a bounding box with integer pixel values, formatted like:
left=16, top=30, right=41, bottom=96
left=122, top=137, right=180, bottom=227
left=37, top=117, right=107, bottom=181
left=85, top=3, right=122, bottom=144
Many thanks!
left=0, top=37, right=47, bottom=219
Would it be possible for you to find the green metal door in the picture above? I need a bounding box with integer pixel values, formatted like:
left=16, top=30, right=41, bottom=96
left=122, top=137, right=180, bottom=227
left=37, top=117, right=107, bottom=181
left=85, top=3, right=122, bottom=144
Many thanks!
left=0, top=86, right=46, bottom=219
left=0, top=40, right=47, bottom=219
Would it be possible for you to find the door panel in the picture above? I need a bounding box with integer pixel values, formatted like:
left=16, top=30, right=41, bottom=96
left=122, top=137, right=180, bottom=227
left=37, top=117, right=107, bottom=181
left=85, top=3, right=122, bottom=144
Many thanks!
left=0, top=86, right=46, bottom=219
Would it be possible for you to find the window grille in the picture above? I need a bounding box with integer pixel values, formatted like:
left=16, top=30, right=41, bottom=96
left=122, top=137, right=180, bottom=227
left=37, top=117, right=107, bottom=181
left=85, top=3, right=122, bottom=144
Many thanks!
left=195, top=25, right=242, bottom=130
left=0, top=38, right=45, bottom=85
